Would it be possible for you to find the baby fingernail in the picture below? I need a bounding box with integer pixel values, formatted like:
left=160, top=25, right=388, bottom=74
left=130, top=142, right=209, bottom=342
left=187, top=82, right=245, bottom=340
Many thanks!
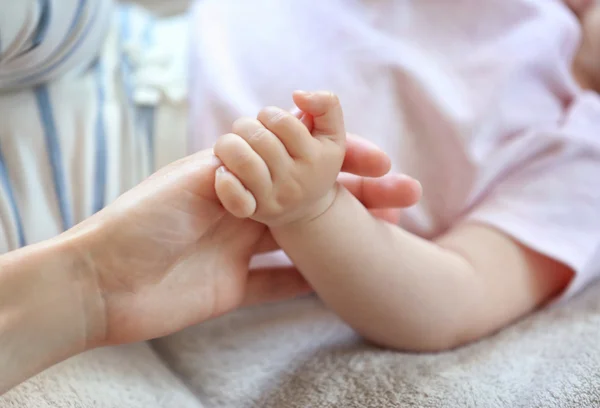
left=208, top=154, right=223, bottom=167
left=294, top=90, right=311, bottom=97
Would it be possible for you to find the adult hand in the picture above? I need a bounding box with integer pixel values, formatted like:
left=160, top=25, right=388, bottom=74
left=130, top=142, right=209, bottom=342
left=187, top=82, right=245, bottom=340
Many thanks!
left=66, top=136, right=420, bottom=348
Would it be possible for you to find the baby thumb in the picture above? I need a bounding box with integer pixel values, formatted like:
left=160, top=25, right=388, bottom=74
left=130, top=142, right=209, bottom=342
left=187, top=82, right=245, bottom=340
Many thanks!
left=292, top=91, right=346, bottom=147
left=290, top=106, right=314, bottom=132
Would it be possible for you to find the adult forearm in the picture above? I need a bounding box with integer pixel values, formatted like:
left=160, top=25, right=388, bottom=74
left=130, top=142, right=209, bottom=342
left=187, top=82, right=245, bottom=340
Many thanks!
left=0, top=235, right=102, bottom=393
left=272, top=186, right=482, bottom=351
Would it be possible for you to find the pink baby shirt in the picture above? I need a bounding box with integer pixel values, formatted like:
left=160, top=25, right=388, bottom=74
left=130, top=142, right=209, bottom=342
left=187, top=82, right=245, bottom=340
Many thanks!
left=189, top=0, right=600, bottom=299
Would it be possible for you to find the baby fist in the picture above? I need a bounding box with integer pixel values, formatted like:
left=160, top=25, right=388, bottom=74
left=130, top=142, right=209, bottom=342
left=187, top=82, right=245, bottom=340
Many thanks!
left=214, top=91, right=346, bottom=226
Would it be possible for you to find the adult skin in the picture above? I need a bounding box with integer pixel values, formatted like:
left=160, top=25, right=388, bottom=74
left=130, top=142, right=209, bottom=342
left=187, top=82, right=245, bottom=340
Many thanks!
left=0, top=136, right=422, bottom=393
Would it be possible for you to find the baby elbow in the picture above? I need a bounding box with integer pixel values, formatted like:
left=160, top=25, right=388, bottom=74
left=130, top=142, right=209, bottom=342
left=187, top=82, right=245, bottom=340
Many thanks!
left=406, top=331, right=473, bottom=353
left=362, top=320, right=479, bottom=353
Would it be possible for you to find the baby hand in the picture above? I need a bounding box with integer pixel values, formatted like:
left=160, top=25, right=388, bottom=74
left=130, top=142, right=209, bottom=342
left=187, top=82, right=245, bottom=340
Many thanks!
left=213, top=91, right=346, bottom=227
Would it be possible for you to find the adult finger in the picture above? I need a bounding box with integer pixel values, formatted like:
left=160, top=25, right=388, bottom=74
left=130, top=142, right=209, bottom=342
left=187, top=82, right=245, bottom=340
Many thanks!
left=341, top=133, right=392, bottom=177
left=338, top=173, right=422, bottom=209
left=242, top=267, right=313, bottom=307
left=254, top=230, right=279, bottom=253
left=369, top=208, right=402, bottom=224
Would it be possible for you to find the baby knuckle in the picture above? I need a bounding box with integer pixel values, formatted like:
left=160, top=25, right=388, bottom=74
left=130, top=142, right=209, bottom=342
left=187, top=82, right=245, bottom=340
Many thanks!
left=327, top=91, right=340, bottom=105
left=214, top=133, right=237, bottom=157
left=258, top=202, right=281, bottom=219
left=275, top=182, right=303, bottom=207
left=238, top=157, right=257, bottom=174
left=259, top=106, right=290, bottom=127
left=216, top=132, right=238, bottom=148
left=230, top=194, right=255, bottom=218
left=248, top=126, right=273, bottom=146
left=231, top=149, right=255, bottom=172
left=315, top=90, right=339, bottom=106
left=231, top=117, right=252, bottom=134
left=231, top=118, right=243, bottom=131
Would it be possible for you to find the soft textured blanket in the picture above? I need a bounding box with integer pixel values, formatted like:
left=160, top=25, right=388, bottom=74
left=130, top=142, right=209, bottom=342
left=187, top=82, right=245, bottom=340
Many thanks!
left=3, top=281, right=600, bottom=408
left=152, top=283, right=600, bottom=408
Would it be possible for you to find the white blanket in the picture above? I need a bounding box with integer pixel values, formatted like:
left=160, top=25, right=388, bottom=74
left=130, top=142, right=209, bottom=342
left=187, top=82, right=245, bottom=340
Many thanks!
left=3, top=282, right=600, bottom=407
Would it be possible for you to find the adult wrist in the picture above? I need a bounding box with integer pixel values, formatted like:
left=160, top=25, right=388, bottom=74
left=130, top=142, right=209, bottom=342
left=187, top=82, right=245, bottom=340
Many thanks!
left=0, top=232, right=105, bottom=391
left=55, top=224, right=108, bottom=350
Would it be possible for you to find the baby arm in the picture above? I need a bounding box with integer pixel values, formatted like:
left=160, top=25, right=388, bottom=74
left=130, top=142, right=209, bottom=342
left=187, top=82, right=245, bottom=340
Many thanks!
left=272, top=196, right=572, bottom=351
left=214, top=91, right=573, bottom=351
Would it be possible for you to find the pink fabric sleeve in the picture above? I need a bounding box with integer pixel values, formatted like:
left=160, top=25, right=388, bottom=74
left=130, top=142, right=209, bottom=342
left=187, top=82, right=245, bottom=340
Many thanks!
left=466, top=94, right=600, bottom=300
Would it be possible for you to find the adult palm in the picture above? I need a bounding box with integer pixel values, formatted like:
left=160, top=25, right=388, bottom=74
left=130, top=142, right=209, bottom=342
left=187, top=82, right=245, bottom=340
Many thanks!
left=72, top=138, right=420, bottom=348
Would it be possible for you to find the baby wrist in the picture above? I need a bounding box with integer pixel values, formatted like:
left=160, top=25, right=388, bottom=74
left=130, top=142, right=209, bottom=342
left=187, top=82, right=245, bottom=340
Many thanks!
left=270, top=185, right=340, bottom=232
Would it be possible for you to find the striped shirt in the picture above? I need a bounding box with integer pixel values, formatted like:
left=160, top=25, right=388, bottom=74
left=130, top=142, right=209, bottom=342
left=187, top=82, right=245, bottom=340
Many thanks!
left=0, top=1, right=189, bottom=252
left=0, top=0, right=113, bottom=90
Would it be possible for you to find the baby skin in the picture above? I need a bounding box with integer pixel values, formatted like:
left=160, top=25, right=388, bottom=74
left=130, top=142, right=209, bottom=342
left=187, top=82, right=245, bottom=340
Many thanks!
left=213, top=91, right=573, bottom=351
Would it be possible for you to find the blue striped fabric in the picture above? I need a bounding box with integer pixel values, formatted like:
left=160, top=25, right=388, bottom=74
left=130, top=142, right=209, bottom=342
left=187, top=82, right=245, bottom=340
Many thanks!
left=93, top=59, right=107, bottom=214
left=141, top=16, right=156, bottom=169
left=119, top=5, right=134, bottom=106
left=8, top=0, right=51, bottom=57
left=118, top=5, right=157, bottom=170
left=29, top=0, right=51, bottom=51
left=16, top=0, right=91, bottom=86
left=0, top=3, right=187, bottom=252
left=0, top=145, right=26, bottom=247
left=0, top=0, right=113, bottom=91
left=35, top=85, right=73, bottom=231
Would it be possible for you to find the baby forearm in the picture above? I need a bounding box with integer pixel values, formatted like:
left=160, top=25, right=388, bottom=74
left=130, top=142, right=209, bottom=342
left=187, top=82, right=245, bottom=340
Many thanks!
left=271, top=186, right=484, bottom=351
